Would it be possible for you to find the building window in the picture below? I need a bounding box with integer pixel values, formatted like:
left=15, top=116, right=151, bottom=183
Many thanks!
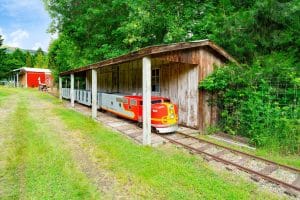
left=151, top=68, right=160, bottom=92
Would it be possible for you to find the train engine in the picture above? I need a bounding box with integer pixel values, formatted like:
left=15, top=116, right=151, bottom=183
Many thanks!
left=98, top=93, right=178, bottom=133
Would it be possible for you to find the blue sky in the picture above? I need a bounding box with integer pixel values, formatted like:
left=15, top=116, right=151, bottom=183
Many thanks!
left=0, top=0, right=56, bottom=51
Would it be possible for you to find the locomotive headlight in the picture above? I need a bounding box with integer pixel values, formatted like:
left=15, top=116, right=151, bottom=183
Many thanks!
left=170, top=114, right=174, bottom=119
left=169, top=105, right=174, bottom=109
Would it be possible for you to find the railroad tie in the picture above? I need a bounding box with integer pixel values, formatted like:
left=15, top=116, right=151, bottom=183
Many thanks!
left=283, top=175, right=300, bottom=197
left=197, top=144, right=211, bottom=151
left=259, top=165, right=279, bottom=176
left=235, top=157, right=248, bottom=166
left=205, top=150, right=229, bottom=162
left=250, top=165, right=278, bottom=183
left=213, top=150, right=228, bottom=157
left=292, top=174, right=300, bottom=189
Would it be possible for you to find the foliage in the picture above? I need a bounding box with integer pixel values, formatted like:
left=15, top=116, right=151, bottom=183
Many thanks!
left=0, top=48, right=26, bottom=79
left=0, top=39, right=49, bottom=79
left=25, top=52, right=33, bottom=68
left=200, top=53, right=299, bottom=153
left=34, top=48, right=48, bottom=68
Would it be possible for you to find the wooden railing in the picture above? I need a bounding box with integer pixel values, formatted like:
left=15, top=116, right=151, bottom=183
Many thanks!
left=75, top=89, right=92, bottom=106
left=97, top=92, right=102, bottom=108
left=61, top=88, right=104, bottom=107
left=61, top=88, right=70, bottom=99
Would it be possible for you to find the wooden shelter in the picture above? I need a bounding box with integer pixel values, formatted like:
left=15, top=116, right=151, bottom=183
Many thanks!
left=59, top=39, right=236, bottom=145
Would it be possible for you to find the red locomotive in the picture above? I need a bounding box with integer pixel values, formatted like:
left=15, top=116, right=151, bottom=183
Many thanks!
left=99, top=93, right=178, bottom=133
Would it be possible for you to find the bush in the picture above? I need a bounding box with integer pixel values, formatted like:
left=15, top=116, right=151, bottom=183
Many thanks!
left=199, top=53, right=300, bottom=154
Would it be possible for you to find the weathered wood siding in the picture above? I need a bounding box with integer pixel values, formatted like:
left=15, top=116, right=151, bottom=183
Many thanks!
left=159, top=63, right=199, bottom=128
left=197, top=47, right=223, bottom=131
left=86, top=70, right=92, bottom=90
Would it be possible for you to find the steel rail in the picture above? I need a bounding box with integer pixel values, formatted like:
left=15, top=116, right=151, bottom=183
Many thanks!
left=160, top=134, right=300, bottom=192
left=175, top=132, right=300, bottom=173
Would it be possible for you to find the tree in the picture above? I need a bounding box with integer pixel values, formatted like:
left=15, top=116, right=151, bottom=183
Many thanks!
left=0, top=48, right=25, bottom=79
left=34, top=47, right=48, bottom=68
left=0, top=35, right=7, bottom=79
left=25, top=52, right=33, bottom=67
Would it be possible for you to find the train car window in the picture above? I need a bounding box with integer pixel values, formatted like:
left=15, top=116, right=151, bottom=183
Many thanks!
left=164, top=99, right=170, bottom=103
left=151, top=100, right=162, bottom=104
left=130, top=99, right=137, bottom=106
left=116, top=97, right=128, bottom=104
left=151, top=68, right=160, bottom=92
left=139, top=100, right=162, bottom=105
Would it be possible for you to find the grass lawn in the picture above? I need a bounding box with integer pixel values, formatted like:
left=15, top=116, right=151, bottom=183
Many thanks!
left=0, top=88, right=100, bottom=199
left=0, top=87, right=289, bottom=199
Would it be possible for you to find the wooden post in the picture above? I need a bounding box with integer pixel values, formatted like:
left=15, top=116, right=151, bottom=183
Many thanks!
left=25, top=72, right=28, bottom=88
left=85, top=71, right=88, bottom=90
left=70, top=73, right=75, bottom=107
left=142, top=57, right=151, bottom=145
left=13, top=74, right=16, bottom=87
left=16, top=73, right=19, bottom=87
left=59, top=77, right=62, bottom=100
left=92, top=69, right=97, bottom=119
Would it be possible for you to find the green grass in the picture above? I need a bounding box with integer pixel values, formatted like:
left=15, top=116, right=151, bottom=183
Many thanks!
left=1, top=93, right=99, bottom=199
left=53, top=106, right=281, bottom=199
left=0, top=86, right=15, bottom=104
left=198, top=135, right=300, bottom=169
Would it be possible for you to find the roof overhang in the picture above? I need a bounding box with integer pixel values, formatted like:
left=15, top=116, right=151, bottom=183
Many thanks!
left=60, top=39, right=237, bottom=76
left=11, top=67, right=52, bottom=73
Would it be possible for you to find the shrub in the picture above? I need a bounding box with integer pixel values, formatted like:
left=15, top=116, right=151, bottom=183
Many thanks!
left=199, top=53, right=299, bottom=154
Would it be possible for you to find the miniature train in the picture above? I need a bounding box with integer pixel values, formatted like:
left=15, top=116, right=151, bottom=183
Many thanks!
left=98, top=93, right=178, bottom=133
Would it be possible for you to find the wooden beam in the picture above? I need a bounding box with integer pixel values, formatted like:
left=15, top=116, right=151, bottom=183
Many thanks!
left=70, top=73, right=75, bottom=107
left=92, top=69, right=97, bottom=119
left=16, top=73, right=19, bottom=87
left=25, top=72, right=28, bottom=88
left=142, top=57, right=151, bottom=145
left=59, top=77, right=62, bottom=100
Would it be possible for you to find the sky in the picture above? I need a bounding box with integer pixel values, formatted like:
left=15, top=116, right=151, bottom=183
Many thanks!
left=0, top=0, right=56, bottom=51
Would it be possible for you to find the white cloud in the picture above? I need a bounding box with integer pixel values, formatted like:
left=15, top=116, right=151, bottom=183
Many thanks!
left=4, top=29, right=29, bottom=48
left=32, top=42, right=42, bottom=50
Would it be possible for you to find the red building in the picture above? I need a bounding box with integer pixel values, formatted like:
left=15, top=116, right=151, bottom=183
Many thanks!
left=10, top=67, right=53, bottom=88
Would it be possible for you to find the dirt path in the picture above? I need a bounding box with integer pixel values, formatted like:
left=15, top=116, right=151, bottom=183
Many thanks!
left=0, top=93, right=19, bottom=198
left=27, top=93, right=134, bottom=199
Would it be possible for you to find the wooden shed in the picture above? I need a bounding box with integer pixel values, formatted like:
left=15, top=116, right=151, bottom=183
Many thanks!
left=59, top=39, right=236, bottom=144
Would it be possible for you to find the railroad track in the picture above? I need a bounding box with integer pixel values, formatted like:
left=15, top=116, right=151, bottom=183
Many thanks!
left=160, top=132, right=300, bottom=197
